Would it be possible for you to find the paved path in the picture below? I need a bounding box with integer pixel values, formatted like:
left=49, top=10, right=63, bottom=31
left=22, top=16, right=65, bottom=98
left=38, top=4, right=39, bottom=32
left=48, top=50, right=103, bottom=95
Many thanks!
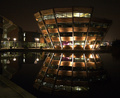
left=0, top=75, right=36, bottom=98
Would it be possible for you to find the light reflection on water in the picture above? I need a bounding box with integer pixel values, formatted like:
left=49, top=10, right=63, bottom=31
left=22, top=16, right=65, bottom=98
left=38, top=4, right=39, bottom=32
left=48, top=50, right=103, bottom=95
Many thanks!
left=0, top=52, right=120, bottom=97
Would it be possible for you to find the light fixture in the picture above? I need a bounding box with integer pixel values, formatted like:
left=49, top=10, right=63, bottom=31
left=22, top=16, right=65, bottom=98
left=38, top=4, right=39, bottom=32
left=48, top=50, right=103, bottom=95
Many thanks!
left=13, top=58, right=16, bottom=61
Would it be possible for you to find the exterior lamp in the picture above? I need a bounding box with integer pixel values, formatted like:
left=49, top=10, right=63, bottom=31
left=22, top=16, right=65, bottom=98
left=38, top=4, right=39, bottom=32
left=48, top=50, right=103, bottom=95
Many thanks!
left=35, top=38, right=39, bottom=48
left=13, top=58, right=16, bottom=61
left=13, top=38, right=16, bottom=49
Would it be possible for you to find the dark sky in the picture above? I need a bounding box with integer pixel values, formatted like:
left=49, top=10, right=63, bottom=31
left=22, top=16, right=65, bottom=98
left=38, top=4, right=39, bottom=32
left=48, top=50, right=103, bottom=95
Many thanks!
left=0, top=0, right=120, bottom=41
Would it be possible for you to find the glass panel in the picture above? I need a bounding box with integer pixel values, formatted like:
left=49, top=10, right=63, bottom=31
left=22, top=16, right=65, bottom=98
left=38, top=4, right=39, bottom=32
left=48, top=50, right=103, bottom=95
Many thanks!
left=74, top=13, right=91, bottom=18
left=49, top=33, right=59, bottom=37
left=46, top=24, right=56, bottom=29
left=38, top=17, right=42, bottom=22
left=73, top=13, right=79, bottom=17
left=43, top=14, right=54, bottom=20
left=66, top=12, right=72, bottom=18
left=74, top=41, right=85, bottom=45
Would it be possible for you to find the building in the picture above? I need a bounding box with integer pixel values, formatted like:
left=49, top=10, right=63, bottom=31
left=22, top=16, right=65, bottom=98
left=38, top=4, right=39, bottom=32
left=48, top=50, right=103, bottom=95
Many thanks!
left=34, top=7, right=112, bottom=50
left=0, top=16, right=3, bottom=49
left=22, top=31, right=46, bottom=48
left=0, top=15, right=23, bottom=49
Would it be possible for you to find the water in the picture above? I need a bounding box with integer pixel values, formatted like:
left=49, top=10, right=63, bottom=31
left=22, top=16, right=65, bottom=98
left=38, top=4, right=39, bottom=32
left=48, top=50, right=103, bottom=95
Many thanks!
left=0, top=52, right=120, bottom=98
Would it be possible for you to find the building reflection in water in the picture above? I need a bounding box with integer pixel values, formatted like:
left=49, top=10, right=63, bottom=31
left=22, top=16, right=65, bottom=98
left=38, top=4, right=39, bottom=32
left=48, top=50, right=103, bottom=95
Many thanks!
left=0, top=52, right=45, bottom=79
left=34, top=52, right=107, bottom=97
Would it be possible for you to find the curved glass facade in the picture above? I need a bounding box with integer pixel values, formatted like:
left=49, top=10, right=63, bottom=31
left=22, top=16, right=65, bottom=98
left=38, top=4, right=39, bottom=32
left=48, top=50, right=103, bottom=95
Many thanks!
left=34, top=7, right=112, bottom=50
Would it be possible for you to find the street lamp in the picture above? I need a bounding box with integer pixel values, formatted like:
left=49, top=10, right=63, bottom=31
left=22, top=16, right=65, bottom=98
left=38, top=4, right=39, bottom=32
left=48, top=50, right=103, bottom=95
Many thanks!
left=13, top=38, right=16, bottom=49
left=7, top=37, right=10, bottom=49
left=34, top=38, right=39, bottom=48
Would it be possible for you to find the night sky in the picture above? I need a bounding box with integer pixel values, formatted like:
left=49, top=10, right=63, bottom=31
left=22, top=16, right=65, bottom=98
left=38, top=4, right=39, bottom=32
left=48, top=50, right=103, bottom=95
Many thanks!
left=0, top=0, right=120, bottom=41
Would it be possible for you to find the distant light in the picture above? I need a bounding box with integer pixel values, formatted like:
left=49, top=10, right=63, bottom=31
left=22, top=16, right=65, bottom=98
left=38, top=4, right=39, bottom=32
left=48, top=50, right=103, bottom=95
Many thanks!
left=23, top=37, right=26, bottom=41
left=89, top=45, right=93, bottom=49
left=36, top=58, right=39, bottom=61
left=23, top=33, right=26, bottom=37
left=23, top=59, right=25, bottom=63
left=75, top=87, right=82, bottom=91
left=13, top=38, right=16, bottom=41
left=35, top=38, right=39, bottom=42
left=13, top=58, right=16, bottom=61
left=89, top=54, right=94, bottom=58
left=6, top=60, right=10, bottom=64
left=34, top=60, right=37, bottom=64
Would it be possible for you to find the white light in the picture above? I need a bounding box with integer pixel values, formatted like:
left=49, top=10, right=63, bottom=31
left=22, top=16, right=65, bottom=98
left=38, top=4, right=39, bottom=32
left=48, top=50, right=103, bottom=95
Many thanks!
left=89, top=54, right=94, bottom=58
left=35, top=38, right=39, bottom=42
left=81, top=43, right=84, bottom=45
left=89, top=45, right=93, bottom=49
left=76, top=87, right=82, bottom=91
left=36, top=58, right=39, bottom=61
left=13, top=38, right=16, bottom=41
left=23, top=33, right=26, bottom=37
left=13, top=58, right=16, bottom=61
left=23, top=59, right=25, bottom=63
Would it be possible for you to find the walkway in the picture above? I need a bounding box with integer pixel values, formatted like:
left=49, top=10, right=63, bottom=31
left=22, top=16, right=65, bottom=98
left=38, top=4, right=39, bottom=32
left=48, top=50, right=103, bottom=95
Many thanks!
left=0, top=75, right=36, bottom=98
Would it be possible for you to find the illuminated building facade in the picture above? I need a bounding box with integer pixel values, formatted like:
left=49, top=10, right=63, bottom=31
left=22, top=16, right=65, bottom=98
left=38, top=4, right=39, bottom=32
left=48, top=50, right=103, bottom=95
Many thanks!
left=34, top=52, right=107, bottom=96
left=34, top=7, right=112, bottom=50
left=22, top=31, right=46, bottom=48
left=0, top=15, right=23, bottom=49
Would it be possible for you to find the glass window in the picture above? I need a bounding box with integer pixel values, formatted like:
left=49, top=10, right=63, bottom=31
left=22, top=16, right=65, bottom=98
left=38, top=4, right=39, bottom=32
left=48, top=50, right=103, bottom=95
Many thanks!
left=43, top=14, right=54, bottom=20
left=56, top=13, right=67, bottom=18
left=74, top=32, right=87, bottom=36
left=38, top=17, right=42, bottom=22
left=103, top=24, right=108, bottom=28
left=46, top=24, right=56, bottom=29
left=74, top=13, right=91, bottom=18
left=66, top=12, right=72, bottom=18
left=74, top=23, right=89, bottom=27
left=73, top=13, right=79, bottom=17
left=60, top=32, right=72, bottom=37
left=2, top=33, right=7, bottom=38
left=53, top=42, right=60, bottom=46
left=49, top=33, right=58, bottom=37
left=74, top=41, right=85, bottom=45
left=58, top=23, right=72, bottom=27
left=41, top=26, right=46, bottom=30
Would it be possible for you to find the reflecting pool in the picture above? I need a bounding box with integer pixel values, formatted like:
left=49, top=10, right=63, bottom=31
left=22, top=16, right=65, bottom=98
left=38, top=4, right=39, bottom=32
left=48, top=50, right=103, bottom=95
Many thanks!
left=0, top=52, right=120, bottom=98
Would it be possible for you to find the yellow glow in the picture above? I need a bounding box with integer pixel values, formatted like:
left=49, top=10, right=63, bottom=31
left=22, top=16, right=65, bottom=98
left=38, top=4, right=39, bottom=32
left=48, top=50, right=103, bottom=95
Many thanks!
left=96, top=44, right=99, bottom=48
left=36, top=19, right=38, bottom=21
left=63, top=45, right=65, bottom=48
left=70, top=37, right=73, bottom=41
left=69, top=62, right=72, bottom=66
left=89, top=54, right=94, bottom=58
left=96, top=54, right=99, bottom=58
left=81, top=45, right=84, bottom=48
left=89, top=45, right=93, bottom=49
left=81, top=55, right=83, bottom=58
left=70, top=45, right=72, bottom=48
